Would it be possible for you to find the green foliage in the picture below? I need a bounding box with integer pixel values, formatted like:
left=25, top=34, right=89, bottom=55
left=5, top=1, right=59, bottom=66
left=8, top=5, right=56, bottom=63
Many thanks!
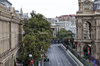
left=57, top=28, right=73, bottom=45
left=83, top=56, right=89, bottom=59
left=19, top=11, right=53, bottom=66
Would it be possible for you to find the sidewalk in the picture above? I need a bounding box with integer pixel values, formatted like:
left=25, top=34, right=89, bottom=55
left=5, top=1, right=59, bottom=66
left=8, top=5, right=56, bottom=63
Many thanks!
left=62, top=45, right=84, bottom=66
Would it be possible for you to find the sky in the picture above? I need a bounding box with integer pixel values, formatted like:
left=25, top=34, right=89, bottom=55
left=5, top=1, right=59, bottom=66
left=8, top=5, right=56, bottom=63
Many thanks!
left=9, top=0, right=78, bottom=18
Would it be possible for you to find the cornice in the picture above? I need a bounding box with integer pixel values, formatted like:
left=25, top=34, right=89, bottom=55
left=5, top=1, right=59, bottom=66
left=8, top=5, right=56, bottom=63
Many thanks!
left=80, top=0, right=93, bottom=3
left=0, top=16, right=11, bottom=22
left=1, top=11, right=11, bottom=18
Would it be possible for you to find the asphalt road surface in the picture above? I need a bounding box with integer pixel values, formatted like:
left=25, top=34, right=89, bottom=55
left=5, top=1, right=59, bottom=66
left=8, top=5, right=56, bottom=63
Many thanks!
left=44, top=44, right=78, bottom=66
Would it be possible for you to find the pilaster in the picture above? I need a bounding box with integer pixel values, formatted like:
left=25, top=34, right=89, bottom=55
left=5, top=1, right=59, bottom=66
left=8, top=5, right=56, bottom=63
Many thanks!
left=95, top=19, right=100, bottom=40
left=77, top=18, right=83, bottom=40
left=95, top=43, right=100, bottom=60
left=0, top=3, right=23, bottom=66
left=80, top=43, right=85, bottom=57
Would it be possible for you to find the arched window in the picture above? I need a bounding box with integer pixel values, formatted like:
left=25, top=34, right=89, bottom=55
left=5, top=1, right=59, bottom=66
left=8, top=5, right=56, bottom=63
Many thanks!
left=83, top=22, right=91, bottom=39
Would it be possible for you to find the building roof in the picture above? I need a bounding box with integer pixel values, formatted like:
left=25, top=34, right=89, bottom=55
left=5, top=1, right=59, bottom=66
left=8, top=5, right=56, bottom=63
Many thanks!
left=56, top=14, right=75, bottom=18
left=7, top=0, right=12, bottom=5
left=0, top=0, right=12, bottom=5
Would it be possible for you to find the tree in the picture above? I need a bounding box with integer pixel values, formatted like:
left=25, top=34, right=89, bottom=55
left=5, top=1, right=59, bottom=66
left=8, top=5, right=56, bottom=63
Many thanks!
left=18, top=11, right=53, bottom=66
left=57, top=28, right=73, bottom=45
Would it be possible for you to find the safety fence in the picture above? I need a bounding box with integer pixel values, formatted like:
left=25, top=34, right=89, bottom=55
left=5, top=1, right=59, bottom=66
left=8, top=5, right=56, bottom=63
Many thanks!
left=63, top=43, right=92, bottom=66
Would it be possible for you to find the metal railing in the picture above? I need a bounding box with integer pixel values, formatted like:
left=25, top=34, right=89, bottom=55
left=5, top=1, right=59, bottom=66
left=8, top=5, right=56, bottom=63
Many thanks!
left=63, top=43, right=92, bottom=66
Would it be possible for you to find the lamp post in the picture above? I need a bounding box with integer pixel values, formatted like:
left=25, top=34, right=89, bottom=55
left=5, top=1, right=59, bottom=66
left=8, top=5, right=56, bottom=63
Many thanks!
left=29, top=54, right=32, bottom=58
left=88, top=44, right=91, bottom=55
left=88, top=44, right=91, bottom=47
left=29, top=54, right=34, bottom=66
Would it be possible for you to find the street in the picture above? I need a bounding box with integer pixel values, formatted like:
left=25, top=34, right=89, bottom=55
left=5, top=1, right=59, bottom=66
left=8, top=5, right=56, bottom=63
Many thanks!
left=44, top=44, right=78, bottom=66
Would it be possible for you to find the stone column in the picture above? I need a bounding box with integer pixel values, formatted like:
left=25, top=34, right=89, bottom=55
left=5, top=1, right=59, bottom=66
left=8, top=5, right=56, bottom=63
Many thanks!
left=91, top=44, right=96, bottom=57
left=0, top=8, right=1, bottom=54
left=77, top=44, right=81, bottom=55
left=95, top=19, right=100, bottom=60
left=9, top=21, right=11, bottom=49
left=77, top=18, right=83, bottom=40
left=95, top=43, right=100, bottom=60
left=19, top=23, right=22, bottom=41
left=77, top=18, right=83, bottom=55
left=77, top=42, right=84, bottom=56
left=80, top=43, right=85, bottom=57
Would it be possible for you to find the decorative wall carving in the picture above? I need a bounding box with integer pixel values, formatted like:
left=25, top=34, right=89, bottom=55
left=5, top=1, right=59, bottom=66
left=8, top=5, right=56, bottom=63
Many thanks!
left=0, top=3, right=23, bottom=66
left=76, top=0, right=100, bottom=59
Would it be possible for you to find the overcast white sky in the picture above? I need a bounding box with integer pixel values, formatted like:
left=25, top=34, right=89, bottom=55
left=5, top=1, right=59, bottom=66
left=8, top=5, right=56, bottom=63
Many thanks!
left=9, top=0, right=78, bottom=18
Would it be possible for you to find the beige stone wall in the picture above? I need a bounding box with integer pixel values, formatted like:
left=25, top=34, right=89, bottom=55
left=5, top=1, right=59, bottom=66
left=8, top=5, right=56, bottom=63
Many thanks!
left=0, top=11, right=11, bottom=54
left=11, top=23, right=19, bottom=49
left=76, top=0, right=100, bottom=60
left=0, top=3, right=23, bottom=66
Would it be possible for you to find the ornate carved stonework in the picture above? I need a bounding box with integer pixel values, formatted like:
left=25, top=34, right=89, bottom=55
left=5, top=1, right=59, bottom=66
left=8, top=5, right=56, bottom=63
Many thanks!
left=78, top=23, right=82, bottom=27
left=76, top=0, right=100, bottom=60
left=0, top=3, right=23, bottom=66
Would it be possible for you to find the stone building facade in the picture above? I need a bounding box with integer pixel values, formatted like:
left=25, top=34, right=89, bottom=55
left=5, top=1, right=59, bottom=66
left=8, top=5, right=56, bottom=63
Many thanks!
left=0, top=3, right=23, bottom=66
left=75, top=0, right=100, bottom=60
left=47, top=18, right=65, bottom=37
left=56, top=15, right=75, bottom=23
left=48, top=15, right=76, bottom=38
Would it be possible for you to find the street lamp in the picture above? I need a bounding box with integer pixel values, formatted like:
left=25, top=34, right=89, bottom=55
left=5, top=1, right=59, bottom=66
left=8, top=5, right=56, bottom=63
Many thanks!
left=29, top=54, right=32, bottom=58
left=88, top=44, right=92, bottom=55
left=88, top=44, right=91, bottom=47
left=29, top=54, right=34, bottom=66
